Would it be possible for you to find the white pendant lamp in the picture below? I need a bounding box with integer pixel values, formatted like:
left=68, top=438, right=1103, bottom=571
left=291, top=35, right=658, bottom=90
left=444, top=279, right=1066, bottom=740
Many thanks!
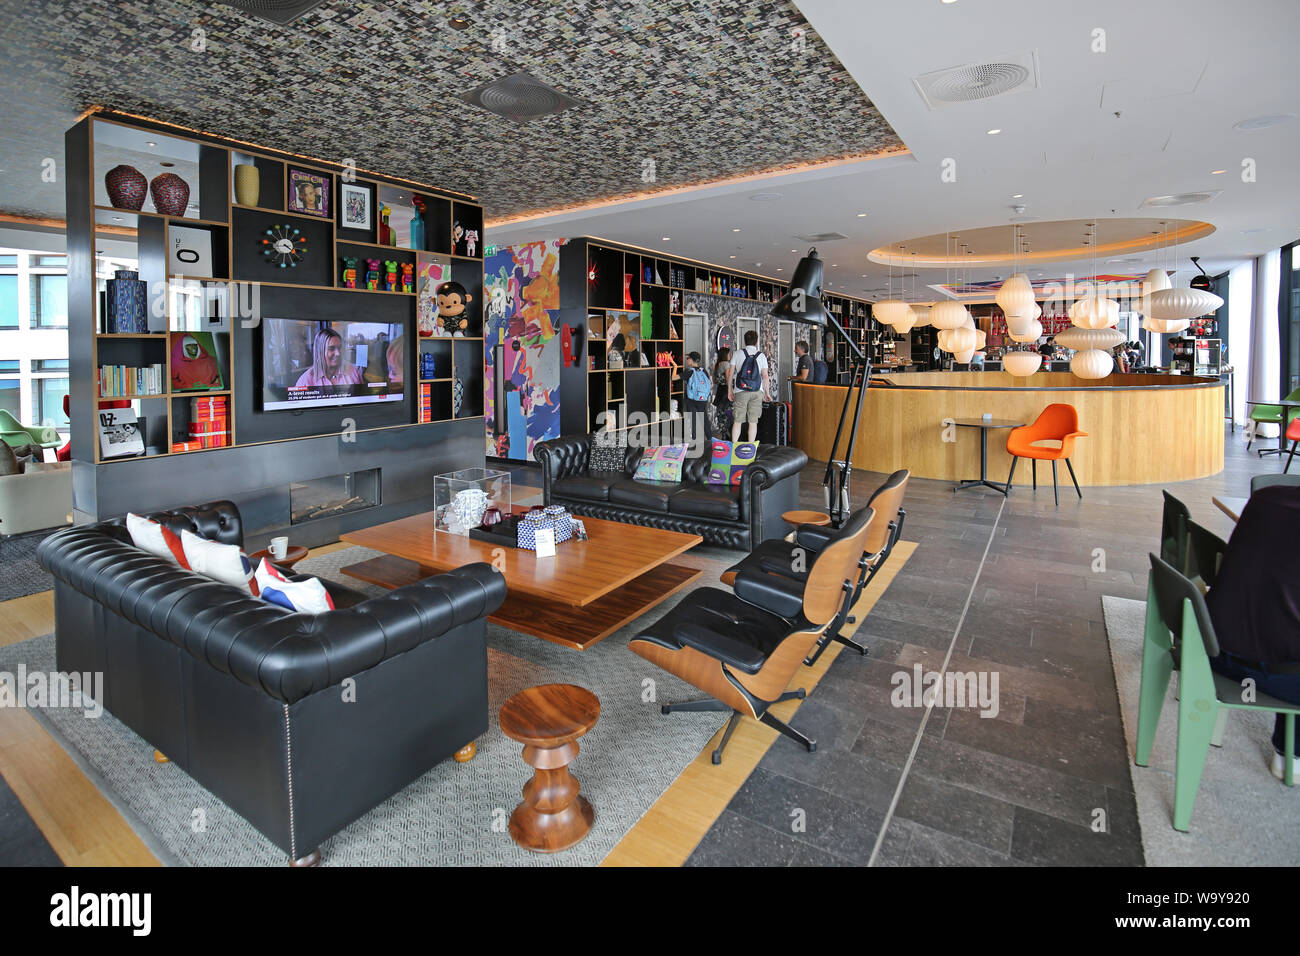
left=1068, top=294, right=1120, bottom=329
left=909, top=303, right=931, bottom=327
left=1002, top=350, right=1043, bottom=377
left=873, top=299, right=912, bottom=326
left=929, top=300, right=970, bottom=330
left=1142, top=316, right=1190, bottom=334
left=891, top=309, right=917, bottom=333
left=1145, top=286, right=1224, bottom=321
left=1071, top=349, right=1113, bottom=379
left=943, top=325, right=978, bottom=354
left=1138, top=267, right=1171, bottom=317
left=995, top=272, right=1036, bottom=320
left=1053, top=326, right=1125, bottom=352
left=1007, top=319, right=1043, bottom=343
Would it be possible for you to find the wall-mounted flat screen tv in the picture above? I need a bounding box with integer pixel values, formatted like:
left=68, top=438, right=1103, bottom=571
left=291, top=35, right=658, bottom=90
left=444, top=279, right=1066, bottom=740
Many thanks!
left=261, top=317, right=405, bottom=411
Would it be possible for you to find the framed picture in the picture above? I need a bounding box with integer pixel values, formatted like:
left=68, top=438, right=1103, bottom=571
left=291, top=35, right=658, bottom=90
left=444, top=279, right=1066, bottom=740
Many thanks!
left=340, top=181, right=373, bottom=230
left=287, top=167, right=330, bottom=218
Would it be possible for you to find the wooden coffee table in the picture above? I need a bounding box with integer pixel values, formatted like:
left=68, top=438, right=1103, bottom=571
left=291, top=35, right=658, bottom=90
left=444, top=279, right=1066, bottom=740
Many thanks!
left=339, top=512, right=702, bottom=650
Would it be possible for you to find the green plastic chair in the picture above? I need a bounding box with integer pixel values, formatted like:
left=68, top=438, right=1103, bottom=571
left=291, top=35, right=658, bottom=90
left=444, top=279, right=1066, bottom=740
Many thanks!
left=0, top=409, right=59, bottom=450
left=1247, top=386, right=1300, bottom=454
left=1136, top=553, right=1297, bottom=832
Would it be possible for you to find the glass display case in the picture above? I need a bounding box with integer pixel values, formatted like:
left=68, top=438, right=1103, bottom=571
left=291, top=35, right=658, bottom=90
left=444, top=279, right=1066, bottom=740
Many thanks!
left=434, top=467, right=511, bottom=535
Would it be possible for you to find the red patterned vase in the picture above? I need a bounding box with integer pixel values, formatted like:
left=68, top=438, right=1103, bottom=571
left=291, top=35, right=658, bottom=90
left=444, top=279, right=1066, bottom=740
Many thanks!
left=104, top=164, right=147, bottom=210
left=149, top=173, right=191, bottom=216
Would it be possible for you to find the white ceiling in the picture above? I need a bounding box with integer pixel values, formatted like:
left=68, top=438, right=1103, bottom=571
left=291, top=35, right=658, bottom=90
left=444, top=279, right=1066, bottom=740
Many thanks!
left=486, top=0, right=1300, bottom=297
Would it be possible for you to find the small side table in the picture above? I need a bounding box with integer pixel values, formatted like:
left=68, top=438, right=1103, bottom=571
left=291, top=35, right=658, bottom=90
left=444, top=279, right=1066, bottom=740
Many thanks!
left=950, top=418, right=1023, bottom=496
left=499, top=683, right=600, bottom=853
left=248, top=544, right=310, bottom=569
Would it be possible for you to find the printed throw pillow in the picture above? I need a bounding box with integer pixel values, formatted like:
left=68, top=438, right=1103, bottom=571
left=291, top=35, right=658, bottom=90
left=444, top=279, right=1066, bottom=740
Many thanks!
left=126, top=512, right=190, bottom=567
left=633, top=444, right=689, bottom=483
left=255, top=559, right=335, bottom=614
left=180, top=529, right=259, bottom=596
left=588, top=440, right=628, bottom=474
left=707, top=440, right=759, bottom=486
left=0, top=442, right=20, bottom=477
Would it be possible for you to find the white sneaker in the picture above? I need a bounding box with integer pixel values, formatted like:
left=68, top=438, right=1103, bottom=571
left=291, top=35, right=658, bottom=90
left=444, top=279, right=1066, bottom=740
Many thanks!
left=1271, top=752, right=1299, bottom=783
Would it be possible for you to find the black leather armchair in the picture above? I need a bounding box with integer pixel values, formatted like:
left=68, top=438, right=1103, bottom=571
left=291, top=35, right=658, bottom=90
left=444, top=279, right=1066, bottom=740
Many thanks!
left=38, top=501, right=506, bottom=865
left=534, top=434, right=808, bottom=550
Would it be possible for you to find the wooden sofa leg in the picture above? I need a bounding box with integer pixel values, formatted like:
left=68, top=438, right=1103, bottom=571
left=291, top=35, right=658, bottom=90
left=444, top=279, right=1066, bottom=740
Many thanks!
left=153, top=750, right=169, bottom=763
left=454, top=741, right=477, bottom=763
left=290, top=848, right=321, bottom=867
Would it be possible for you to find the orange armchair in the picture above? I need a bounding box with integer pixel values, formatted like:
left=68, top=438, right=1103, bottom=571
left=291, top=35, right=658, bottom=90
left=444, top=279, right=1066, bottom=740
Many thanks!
left=1005, top=403, right=1087, bottom=505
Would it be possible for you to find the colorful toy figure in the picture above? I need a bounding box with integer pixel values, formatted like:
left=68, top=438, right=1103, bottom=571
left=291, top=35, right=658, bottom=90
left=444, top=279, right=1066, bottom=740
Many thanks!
left=436, top=280, right=472, bottom=337
left=465, top=229, right=479, bottom=257
left=340, top=256, right=359, bottom=289
left=452, top=220, right=464, bottom=255
left=400, top=262, right=414, bottom=294
left=383, top=259, right=398, bottom=292
left=379, top=205, right=394, bottom=246
left=365, top=258, right=380, bottom=291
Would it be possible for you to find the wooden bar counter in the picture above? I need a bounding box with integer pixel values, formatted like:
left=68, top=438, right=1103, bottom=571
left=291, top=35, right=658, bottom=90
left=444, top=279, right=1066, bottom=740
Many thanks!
left=793, top=372, right=1224, bottom=486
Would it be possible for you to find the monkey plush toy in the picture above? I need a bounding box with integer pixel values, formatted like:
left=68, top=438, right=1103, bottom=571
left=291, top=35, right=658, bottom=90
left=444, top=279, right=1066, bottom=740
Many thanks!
left=436, top=280, right=473, bottom=337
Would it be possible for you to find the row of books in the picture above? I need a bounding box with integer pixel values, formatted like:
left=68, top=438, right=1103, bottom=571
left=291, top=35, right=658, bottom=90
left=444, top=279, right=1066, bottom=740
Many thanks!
left=180, top=395, right=230, bottom=450
left=418, top=383, right=433, bottom=423
left=98, top=363, right=165, bottom=397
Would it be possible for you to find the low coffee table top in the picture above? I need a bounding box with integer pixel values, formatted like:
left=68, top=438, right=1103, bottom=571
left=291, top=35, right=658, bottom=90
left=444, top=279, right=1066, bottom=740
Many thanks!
left=499, top=684, right=601, bottom=748
left=341, top=510, right=701, bottom=609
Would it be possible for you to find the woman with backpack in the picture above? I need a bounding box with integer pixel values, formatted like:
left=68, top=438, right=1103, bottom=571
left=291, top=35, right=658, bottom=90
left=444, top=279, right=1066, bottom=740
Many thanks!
left=712, top=347, right=732, bottom=437
left=682, top=351, right=714, bottom=442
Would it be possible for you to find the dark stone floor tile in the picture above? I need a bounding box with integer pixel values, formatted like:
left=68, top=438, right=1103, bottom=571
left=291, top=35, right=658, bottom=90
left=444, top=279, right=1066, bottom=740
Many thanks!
left=1009, top=805, right=1143, bottom=867
left=789, top=843, right=859, bottom=867
left=725, top=768, right=885, bottom=864
left=903, top=820, right=1024, bottom=866
left=894, top=773, right=1017, bottom=854
left=685, top=809, right=801, bottom=867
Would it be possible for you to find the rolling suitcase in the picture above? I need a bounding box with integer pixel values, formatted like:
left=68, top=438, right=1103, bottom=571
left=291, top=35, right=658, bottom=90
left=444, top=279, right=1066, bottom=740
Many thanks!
left=758, top=400, right=789, bottom=446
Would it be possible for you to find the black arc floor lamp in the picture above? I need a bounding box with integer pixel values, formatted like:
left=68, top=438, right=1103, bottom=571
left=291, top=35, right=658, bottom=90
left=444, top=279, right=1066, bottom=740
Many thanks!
left=770, top=248, right=872, bottom=527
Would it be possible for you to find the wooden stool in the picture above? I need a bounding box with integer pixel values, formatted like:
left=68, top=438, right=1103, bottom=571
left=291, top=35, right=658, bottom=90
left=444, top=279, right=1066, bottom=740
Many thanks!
left=498, top=684, right=600, bottom=853
left=782, top=509, right=831, bottom=527
left=247, top=545, right=310, bottom=569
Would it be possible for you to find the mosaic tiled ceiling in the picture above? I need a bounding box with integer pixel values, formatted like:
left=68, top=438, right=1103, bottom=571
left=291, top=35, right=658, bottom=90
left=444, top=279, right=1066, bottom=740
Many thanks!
left=0, top=0, right=903, bottom=224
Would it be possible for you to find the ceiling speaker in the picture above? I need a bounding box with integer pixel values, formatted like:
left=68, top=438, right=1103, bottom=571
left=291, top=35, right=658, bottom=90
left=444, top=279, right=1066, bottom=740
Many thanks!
left=913, top=52, right=1039, bottom=109
left=461, top=72, right=584, bottom=123
left=215, top=0, right=328, bottom=25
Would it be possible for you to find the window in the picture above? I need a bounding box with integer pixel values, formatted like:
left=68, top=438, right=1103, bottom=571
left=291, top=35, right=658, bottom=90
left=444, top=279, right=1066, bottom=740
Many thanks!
left=0, top=379, right=19, bottom=420
left=33, top=359, right=67, bottom=371
left=0, top=274, right=16, bottom=329
left=30, top=274, right=67, bottom=328
left=0, top=359, right=19, bottom=372
left=31, top=376, right=68, bottom=428
left=34, top=254, right=66, bottom=268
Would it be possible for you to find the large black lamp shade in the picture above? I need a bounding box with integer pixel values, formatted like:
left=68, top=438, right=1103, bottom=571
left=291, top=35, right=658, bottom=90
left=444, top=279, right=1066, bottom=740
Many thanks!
left=771, top=248, right=830, bottom=326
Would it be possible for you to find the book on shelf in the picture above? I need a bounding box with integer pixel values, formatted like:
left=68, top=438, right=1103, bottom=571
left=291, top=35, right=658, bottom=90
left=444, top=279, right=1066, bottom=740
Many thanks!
left=419, top=383, right=433, bottom=423
left=186, top=395, right=230, bottom=449
left=98, top=363, right=165, bottom=397
left=97, top=406, right=145, bottom=459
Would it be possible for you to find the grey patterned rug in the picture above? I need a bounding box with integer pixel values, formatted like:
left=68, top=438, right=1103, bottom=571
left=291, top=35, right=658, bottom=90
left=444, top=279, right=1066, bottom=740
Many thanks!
left=0, top=530, right=56, bottom=601
left=1, top=544, right=741, bottom=866
left=1103, top=595, right=1299, bottom=866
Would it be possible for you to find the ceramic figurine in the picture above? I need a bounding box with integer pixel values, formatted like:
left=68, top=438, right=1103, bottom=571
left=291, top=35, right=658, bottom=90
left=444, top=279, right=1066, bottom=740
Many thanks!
left=465, top=229, right=479, bottom=257
left=399, top=262, right=414, bottom=293
left=453, top=221, right=465, bottom=255
left=340, top=256, right=359, bottom=289
left=365, top=258, right=380, bottom=291
left=383, top=259, right=398, bottom=292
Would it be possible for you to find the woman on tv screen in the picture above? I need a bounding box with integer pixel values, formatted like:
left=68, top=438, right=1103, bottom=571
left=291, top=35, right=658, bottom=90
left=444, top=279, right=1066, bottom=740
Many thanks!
left=295, top=328, right=364, bottom=388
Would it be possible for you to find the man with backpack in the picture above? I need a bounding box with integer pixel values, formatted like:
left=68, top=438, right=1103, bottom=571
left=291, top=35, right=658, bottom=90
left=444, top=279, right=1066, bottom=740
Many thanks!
left=727, top=330, right=770, bottom=443
left=682, top=351, right=714, bottom=443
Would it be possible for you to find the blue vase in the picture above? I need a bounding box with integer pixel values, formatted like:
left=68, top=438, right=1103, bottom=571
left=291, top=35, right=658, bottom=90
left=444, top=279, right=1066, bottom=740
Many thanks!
left=409, top=209, right=425, bottom=251
left=105, top=269, right=147, bottom=333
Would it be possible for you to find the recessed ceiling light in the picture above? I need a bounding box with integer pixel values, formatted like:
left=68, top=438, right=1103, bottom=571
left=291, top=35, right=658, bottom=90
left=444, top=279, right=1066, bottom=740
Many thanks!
left=1012, top=193, right=1023, bottom=198
left=942, top=0, right=958, bottom=4
left=791, top=249, right=798, bottom=253
left=856, top=212, right=867, bottom=217
left=1233, top=113, right=1294, bottom=131
left=986, top=128, right=1002, bottom=135
left=729, top=255, right=736, bottom=259
left=448, top=15, right=470, bottom=29
left=661, top=236, right=671, bottom=241
left=113, top=216, right=122, bottom=221
left=146, top=141, right=156, bottom=147
left=731, top=227, right=740, bottom=232
left=1211, top=169, right=1226, bottom=174
left=1242, top=227, right=1270, bottom=235
left=1141, top=190, right=1220, bottom=207
left=159, top=161, right=175, bottom=167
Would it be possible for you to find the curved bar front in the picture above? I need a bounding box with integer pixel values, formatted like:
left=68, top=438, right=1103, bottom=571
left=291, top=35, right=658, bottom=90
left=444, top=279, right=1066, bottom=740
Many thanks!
left=792, top=372, right=1224, bottom=486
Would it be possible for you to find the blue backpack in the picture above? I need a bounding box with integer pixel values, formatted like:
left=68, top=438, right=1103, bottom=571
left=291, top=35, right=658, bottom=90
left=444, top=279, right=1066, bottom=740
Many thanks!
left=812, top=359, right=829, bottom=384
left=736, top=350, right=762, bottom=391
left=686, top=367, right=711, bottom=401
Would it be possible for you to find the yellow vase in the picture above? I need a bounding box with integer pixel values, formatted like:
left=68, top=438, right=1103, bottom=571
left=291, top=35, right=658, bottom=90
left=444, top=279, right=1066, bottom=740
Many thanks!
left=234, top=164, right=259, bottom=207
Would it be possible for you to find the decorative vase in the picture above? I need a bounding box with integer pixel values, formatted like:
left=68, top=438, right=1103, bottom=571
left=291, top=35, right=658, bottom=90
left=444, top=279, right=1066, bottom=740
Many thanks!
left=105, top=165, right=147, bottom=210
left=623, top=274, right=634, bottom=309
left=409, top=207, right=425, bottom=251
left=450, top=488, right=489, bottom=529
left=233, top=164, right=259, bottom=207
left=104, top=269, right=148, bottom=333
left=150, top=173, right=190, bottom=216
left=452, top=377, right=465, bottom=416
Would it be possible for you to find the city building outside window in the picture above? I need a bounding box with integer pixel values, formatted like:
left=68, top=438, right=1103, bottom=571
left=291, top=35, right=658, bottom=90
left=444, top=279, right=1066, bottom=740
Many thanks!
left=0, top=246, right=76, bottom=438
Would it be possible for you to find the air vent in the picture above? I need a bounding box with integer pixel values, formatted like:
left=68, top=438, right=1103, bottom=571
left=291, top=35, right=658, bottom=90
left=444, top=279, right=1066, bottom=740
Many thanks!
left=461, top=72, right=584, bottom=123
left=215, top=0, right=327, bottom=25
left=794, top=232, right=849, bottom=243
left=1141, top=191, right=1220, bottom=208
left=912, top=51, right=1039, bottom=109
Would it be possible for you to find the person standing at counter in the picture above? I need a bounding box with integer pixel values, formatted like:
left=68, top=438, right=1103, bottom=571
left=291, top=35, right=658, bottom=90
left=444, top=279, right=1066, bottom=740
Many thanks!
left=788, top=341, right=812, bottom=385
left=1037, top=337, right=1055, bottom=359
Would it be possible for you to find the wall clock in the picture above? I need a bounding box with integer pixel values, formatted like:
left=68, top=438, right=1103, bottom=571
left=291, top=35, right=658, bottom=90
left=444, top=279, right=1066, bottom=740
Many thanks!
left=260, top=224, right=307, bottom=268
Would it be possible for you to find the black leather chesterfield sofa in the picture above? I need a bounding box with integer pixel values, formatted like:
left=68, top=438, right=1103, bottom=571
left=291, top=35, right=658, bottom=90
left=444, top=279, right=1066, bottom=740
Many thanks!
left=37, top=501, right=506, bottom=865
left=534, top=435, right=808, bottom=550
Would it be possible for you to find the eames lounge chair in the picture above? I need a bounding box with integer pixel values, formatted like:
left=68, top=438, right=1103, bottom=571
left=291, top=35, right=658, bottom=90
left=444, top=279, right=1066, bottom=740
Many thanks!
left=722, top=469, right=910, bottom=665
left=1246, top=386, right=1300, bottom=456
left=629, top=505, right=875, bottom=764
left=1005, top=403, right=1087, bottom=505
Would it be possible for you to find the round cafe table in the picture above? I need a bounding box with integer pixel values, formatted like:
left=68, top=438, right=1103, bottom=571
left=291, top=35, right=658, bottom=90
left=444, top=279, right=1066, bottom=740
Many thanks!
left=248, top=544, right=309, bottom=569
left=950, top=418, right=1024, bottom=496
